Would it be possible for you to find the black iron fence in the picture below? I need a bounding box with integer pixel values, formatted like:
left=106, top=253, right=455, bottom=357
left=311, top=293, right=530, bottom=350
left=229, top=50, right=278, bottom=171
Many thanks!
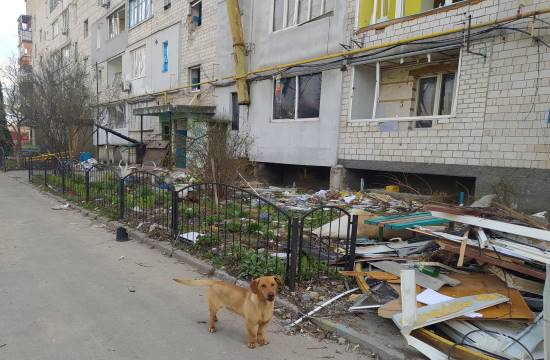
left=28, top=162, right=357, bottom=290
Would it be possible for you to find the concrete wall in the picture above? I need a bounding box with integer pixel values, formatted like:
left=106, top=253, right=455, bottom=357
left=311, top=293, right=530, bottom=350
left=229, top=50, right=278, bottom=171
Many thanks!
left=215, top=0, right=348, bottom=167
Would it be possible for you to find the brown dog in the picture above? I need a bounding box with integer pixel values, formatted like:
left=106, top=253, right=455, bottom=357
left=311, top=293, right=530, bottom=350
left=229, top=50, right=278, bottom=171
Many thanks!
left=173, top=276, right=281, bottom=348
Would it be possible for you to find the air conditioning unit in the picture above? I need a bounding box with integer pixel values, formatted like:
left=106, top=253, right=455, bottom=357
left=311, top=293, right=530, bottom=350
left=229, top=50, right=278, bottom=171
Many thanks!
left=99, top=0, right=110, bottom=8
left=122, top=81, right=132, bottom=92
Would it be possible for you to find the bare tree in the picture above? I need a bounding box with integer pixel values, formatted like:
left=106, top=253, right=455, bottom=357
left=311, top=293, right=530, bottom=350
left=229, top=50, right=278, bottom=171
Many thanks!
left=0, top=78, right=13, bottom=156
left=3, top=57, right=31, bottom=166
left=22, top=51, right=94, bottom=155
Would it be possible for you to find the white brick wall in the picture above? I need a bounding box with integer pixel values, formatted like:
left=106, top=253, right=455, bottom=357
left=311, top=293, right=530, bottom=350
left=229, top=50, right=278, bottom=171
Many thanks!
left=339, top=0, right=550, bottom=170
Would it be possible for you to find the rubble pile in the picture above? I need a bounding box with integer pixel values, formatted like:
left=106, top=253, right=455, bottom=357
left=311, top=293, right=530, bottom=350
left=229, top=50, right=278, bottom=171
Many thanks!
left=337, top=199, right=549, bottom=359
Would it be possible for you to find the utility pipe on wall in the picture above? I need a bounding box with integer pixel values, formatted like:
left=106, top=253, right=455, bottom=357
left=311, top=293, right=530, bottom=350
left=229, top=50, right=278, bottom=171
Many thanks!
left=226, top=0, right=250, bottom=105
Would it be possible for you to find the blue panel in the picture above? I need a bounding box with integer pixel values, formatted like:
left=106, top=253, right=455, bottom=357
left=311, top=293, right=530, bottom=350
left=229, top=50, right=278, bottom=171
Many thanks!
left=175, top=129, right=187, bottom=168
left=162, top=41, right=169, bottom=73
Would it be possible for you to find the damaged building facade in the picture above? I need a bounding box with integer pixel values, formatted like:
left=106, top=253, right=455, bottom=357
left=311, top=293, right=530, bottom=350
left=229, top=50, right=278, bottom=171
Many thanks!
left=23, top=0, right=550, bottom=209
left=337, top=0, right=550, bottom=211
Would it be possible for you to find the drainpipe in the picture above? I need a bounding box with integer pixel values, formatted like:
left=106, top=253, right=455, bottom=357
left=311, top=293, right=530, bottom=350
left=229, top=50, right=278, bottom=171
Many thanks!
left=226, top=0, right=250, bottom=105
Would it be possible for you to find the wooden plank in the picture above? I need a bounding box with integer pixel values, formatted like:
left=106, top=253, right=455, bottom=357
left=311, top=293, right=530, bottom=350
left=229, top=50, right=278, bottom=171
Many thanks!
left=339, top=270, right=399, bottom=281
left=411, top=329, right=498, bottom=360
left=400, top=269, right=417, bottom=333
left=438, top=240, right=546, bottom=280
left=430, top=211, right=550, bottom=242
left=386, top=217, right=448, bottom=229
left=393, top=293, right=509, bottom=333
left=371, top=261, right=459, bottom=290
left=353, top=263, right=370, bottom=294
left=487, top=265, right=544, bottom=296
left=437, top=273, right=535, bottom=321
left=457, top=231, right=469, bottom=267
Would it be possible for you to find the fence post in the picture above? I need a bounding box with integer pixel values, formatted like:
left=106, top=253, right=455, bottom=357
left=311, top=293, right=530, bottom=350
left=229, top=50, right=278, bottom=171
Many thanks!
left=119, top=178, right=125, bottom=220
left=84, top=170, right=90, bottom=202
left=44, top=159, right=47, bottom=187
left=287, top=218, right=300, bottom=292
left=171, top=189, right=179, bottom=236
left=28, top=157, right=32, bottom=182
left=61, top=163, right=66, bottom=194
left=347, top=215, right=359, bottom=271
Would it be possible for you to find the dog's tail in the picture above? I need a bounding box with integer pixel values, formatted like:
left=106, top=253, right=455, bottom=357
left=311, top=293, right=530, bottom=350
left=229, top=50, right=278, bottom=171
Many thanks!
left=173, top=278, right=216, bottom=287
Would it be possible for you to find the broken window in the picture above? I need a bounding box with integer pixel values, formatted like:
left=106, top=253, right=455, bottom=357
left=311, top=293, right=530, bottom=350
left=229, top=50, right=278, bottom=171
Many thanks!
left=190, top=0, right=202, bottom=27
left=273, top=0, right=327, bottom=31
left=129, top=0, right=152, bottom=28
left=131, top=46, right=146, bottom=79
left=108, top=6, right=126, bottom=39
left=162, top=41, right=169, bottom=73
left=190, top=66, right=201, bottom=91
left=358, top=0, right=466, bottom=28
left=350, top=49, right=460, bottom=127
left=273, top=73, right=322, bottom=120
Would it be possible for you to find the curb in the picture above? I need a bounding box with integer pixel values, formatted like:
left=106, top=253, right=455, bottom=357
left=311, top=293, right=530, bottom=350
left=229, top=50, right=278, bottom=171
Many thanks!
left=311, top=318, right=408, bottom=360
left=8, top=173, right=403, bottom=358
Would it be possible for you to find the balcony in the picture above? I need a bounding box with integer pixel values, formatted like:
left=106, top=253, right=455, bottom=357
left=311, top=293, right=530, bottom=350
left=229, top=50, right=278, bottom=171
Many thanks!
left=19, top=30, right=32, bottom=44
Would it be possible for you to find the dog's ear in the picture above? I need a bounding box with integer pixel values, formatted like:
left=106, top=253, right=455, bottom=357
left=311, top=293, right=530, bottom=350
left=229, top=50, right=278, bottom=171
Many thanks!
left=250, top=279, right=259, bottom=294
left=274, top=276, right=283, bottom=287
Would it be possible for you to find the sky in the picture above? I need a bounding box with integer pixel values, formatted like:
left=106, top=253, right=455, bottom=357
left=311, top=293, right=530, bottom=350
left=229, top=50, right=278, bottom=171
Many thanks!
left=0, top=1, right=27, bottom=64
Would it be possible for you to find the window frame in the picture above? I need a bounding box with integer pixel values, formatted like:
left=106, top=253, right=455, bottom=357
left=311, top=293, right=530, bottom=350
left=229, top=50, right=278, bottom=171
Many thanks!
left=359, top=0, right=466, bottom=28
left=347, top=49, right=463, bottom=124
left=108, top=6, right=126, bottom=39
left=272, top=72, right=322, bottom=122
left=49, top=0, right=60, bottom=13
left=131, top=46, right=146, bottom=79
left=128, top=0, right=153, bottom=29
left=272, top=0, right=326, bottom=32
left=189, top=65, right=201, bottom=92
left=190, top=0, right=203, bottom=27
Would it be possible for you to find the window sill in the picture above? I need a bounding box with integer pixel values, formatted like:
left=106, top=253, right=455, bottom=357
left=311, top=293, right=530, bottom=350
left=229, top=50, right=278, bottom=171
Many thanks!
left=271, top=118, right=320, bottom=123
left=355, top=0, right=483, bottom=34
left=348, top=115, right=454, bottom=125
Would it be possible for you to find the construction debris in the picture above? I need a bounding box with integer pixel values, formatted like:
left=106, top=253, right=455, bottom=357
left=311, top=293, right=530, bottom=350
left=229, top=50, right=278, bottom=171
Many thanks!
left=339, top=199, right=549, bottom=360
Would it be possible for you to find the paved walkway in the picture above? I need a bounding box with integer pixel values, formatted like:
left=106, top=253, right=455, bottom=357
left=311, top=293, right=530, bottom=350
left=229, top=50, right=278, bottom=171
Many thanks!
left=0, top=173, right=365, bottom=360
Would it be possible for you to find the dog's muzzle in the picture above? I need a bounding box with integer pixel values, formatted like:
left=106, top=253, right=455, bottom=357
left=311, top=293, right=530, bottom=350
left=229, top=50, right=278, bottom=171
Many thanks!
left=267, top=293, right=275, bottom=302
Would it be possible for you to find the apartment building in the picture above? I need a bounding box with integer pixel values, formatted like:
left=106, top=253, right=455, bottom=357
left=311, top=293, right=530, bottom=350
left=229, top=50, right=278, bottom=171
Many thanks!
left=25, top=0, right=218, bottom=167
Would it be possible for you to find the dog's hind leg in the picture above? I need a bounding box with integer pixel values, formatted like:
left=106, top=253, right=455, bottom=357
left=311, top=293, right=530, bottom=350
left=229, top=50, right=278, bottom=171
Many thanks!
left=208, top=299, right=219, bottom=333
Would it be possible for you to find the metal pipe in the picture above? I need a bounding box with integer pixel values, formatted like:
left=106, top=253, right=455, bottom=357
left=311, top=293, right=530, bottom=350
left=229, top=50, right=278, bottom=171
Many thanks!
left=226, top=0, right=250, bottom=104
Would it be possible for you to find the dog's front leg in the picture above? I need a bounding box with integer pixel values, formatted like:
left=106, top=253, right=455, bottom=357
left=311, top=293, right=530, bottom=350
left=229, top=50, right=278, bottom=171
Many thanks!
left=257, top=321, right=269, bottom=346
left=246, top=320, right=257, bottom=349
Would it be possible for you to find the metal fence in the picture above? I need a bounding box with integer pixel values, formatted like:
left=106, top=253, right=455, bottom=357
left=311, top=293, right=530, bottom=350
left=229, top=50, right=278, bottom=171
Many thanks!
left=28, top=163, right=357, bottom=290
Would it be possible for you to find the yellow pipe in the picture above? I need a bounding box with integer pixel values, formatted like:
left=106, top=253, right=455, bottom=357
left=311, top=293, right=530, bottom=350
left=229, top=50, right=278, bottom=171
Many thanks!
left=226, top=0, right=250, bottom=105
left=97, top=7, right=550, bottom=107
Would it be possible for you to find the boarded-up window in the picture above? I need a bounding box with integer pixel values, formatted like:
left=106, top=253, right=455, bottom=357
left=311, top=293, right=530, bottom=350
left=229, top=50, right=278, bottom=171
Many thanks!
left=131, top=46, right=146, bottom=79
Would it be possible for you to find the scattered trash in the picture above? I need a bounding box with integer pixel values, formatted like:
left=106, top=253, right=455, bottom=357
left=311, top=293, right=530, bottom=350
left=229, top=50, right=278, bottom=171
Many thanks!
left=135, top=262, right=152, bottom=268
left=118, top=256, right=126, bottom=261
left=289, top=288, right=358, bottom=327
left=51, top=203, right=70, bottom=210
left=116, top=227, right=129, bottom=242
left=178, top=232, right=203, bottom=244
left=128, top=286, right=136, bottom=293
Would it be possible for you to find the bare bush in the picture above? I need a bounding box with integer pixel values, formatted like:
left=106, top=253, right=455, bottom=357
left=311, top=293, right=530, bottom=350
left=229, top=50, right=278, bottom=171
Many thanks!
left=186, top=122, right=252, bottom=185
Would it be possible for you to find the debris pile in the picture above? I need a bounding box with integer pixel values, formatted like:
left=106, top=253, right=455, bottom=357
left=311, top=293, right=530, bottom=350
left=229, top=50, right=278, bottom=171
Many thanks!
left=338, top=200, right=549, bottom=359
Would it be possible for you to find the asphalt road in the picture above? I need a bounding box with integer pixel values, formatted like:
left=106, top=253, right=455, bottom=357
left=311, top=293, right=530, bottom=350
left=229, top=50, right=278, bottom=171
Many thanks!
left=0, top=172, right=366, bottom=360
